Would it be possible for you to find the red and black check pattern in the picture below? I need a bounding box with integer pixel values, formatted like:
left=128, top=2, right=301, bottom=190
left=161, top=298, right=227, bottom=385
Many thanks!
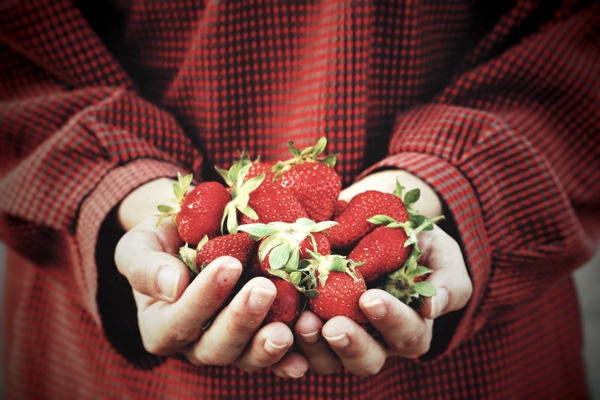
left=1, top=0, right=598, bottom=399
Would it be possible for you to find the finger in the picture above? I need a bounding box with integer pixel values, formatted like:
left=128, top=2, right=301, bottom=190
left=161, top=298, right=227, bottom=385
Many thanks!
left=416, top=226, right=473, bottom=319
left=184, top=277, right=276, bottom=366
left=136, top=256, right=244, bottom=355
left=321, top=317, right=387, bottom=376
left=115, top=216, right=189, bottom=302
left=270, top=352, right=310, bottom=379
left=294, top=310, right=342, bottom=374
left=360, top=289, right=433, bottom=359
left=232, top=322, right=294, bottom=372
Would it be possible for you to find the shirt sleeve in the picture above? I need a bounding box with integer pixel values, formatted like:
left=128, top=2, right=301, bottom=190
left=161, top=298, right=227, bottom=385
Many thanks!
left=369, top=1, right=599, bottom=357
left=0, top=1, right=203, bottom=321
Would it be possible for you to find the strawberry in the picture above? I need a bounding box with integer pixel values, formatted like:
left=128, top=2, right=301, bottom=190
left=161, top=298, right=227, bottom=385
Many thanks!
left=299, top=232, right=331, bottom=260
left=244, top=158, right=276, bottom=183
left=232, top=150, right=276, bottom=183
left=216, top=162, right=307, bottom=233
left=237, top=218, right=336, bottom=276
left=327, top=190, right=409, bottom=252
left=302, top=252, right=368, bottom=324
left=264, top=277, right=304, bottom=327
left=356, top=189, right=445, bottom=305
left=240, top=180, right=308, bottom=225
left=332, top=199, right=348, bottom=219
left=157, top=172, right=231, bottom=245
left=348, top=224, right=412, bottom=282
left=272, top=137, right=342, bottom=222
left=178, top=232, right=258, bottom=277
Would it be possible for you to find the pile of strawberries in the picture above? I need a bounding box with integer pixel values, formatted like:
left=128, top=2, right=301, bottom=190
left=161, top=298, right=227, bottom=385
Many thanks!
left=158, top=138, right=440, bottom=327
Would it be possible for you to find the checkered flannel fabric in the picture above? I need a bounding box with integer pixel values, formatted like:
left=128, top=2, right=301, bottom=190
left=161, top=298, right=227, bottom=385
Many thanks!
left=1, top=0, right=598, bottom=399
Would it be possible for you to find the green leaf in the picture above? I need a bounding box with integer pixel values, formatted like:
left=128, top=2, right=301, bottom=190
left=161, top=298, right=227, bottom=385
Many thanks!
left=215, top=166, right=232, bottom=186
left=287, top=140, right=302, bottom=158
left=410, top=214, right=428, bottom=228
left=224, top=203, right=240, bottom=234
left=310, top=220, right=338, bottom=232
left=268, top=242, right=292, bottom=269
left=179, top=244, right=198, bottom=274
left=367, top=214, right=396, bottom=225
left=329, top=256, right=348, bottom=272
left=237, top=223, right=279, bottom=238
left=303, top=289, right=320, bottom=299
left=239, top=205, right=258, bottom=221
left=413, top=281, right=436, bottom=297
left=157, top=204, right=173, bottom=213
left=289, top=271, right=302, bottom=286
left=268, top=268, right=290, bottom=280
left=239, top=173, right=265, bottom=194
left=393, top=181, right=405, bottom=199
left=284, top=247, right=300, bottom=271
left=403, top=188, right=421, bottom=205
left=312, top=137, right=327, bottom=156
left=409, top=266, right=433, bottom=278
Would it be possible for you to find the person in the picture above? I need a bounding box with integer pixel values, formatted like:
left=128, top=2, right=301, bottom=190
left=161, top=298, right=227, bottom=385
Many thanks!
left=0, top=1, right=597, bottom=399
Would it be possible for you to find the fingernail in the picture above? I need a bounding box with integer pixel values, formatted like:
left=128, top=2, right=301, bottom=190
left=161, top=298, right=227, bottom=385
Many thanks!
left=430, top=287, right=448, bottom=319
left=216, top=263, right=242, bottom=289
left=264, top=338, right=287, bottom=355
left=286, top=370, right=305, bottom=379
left=324, top=333, right=349, bottom=349
left=299, top=330, right=320, bottom=344
left=363, top=298, right=387, bottom=319
left=248, top=287, right=276, bottom=313
left=157, top=265, right=179, bottom=301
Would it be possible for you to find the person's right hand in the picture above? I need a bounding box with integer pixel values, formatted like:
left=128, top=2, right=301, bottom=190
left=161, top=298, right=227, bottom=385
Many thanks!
left=113, top=179, right=309, bottom=378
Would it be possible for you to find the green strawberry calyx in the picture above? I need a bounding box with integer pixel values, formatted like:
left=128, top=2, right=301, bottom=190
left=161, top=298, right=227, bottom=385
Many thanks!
left=216, top=162, right=265, bottom=234
left=271, top=136, right=338, bottom=179
left=156, top=172, right=193, bottom=226
left=177, top=241, right=202, bottom=278
left=237, top=218, right=337, bottom=272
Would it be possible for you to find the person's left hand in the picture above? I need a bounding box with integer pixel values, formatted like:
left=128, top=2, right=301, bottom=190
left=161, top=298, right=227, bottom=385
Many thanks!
left=292, top=170, right=473, bottom=375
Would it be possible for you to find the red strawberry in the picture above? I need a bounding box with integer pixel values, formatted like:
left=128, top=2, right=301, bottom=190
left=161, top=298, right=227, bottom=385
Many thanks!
left=348, top=224, right=412, bottom=282
left=272, top=137, right=342, bottom=222
left=231, top=150, right=277, bottom=183
left=245, top=159, right=276, bottom=183
left=299, top=232, right=331, bottom=260
left=264, top=278, right=304, bottom=327
left=332, top=199, right=348, bottom=219
left=303, top=253, right=368, bottom=324
left=157, top=173, right=231, bottom=245
left=327, top=190, right=409, bottom=252
left=241, top=180, right=308, bottom=225
left=181, top=232, right=258, bottom=276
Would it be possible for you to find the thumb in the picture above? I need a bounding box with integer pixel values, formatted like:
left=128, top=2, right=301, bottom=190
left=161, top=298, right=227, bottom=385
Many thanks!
left=115, top=216, right=190, bottom=302
left=416, top=225, right=473, bottom=319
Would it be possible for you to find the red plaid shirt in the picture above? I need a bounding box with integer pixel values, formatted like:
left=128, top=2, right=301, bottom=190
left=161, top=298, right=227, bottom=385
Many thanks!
left=1, top=0, right=598, bottom=399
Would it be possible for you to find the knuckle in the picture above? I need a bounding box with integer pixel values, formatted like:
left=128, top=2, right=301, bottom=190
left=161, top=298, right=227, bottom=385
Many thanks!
left=191, top=351, right=232, bottom=367
left=391, top=330, right=431, bottom=359
left=356, top=362, right=384, bottom=377
left=228, top=310, right=263, bottom=335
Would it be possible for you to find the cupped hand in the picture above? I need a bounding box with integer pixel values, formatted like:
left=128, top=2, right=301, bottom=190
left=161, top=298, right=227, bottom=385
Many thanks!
left=294, top=170, right=473, bottom=376
left=113, top=178, right=309, bottom=378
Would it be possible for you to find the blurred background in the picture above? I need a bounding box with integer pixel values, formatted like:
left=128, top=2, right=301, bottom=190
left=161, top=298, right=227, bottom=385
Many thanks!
left=0, top=243, right=598, bottom=398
